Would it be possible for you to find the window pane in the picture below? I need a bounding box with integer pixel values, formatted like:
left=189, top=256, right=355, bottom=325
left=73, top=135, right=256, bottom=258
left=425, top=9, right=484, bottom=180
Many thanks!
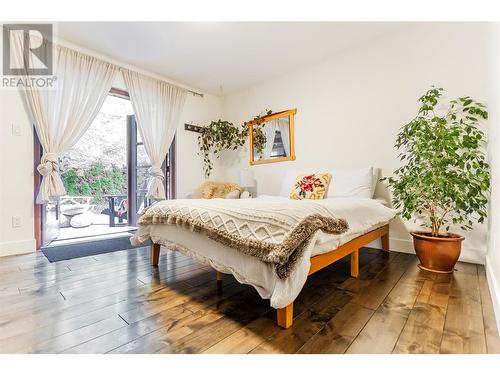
left=137, top=144, right=151, bottom=167
left=136, top=165, right=150, bottom=212
left=61, top=95, right=130, bottom=213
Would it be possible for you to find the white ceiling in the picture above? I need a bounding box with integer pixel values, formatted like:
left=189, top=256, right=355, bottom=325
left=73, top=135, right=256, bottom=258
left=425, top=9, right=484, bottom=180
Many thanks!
left=56, top=22, right=407, bottom=95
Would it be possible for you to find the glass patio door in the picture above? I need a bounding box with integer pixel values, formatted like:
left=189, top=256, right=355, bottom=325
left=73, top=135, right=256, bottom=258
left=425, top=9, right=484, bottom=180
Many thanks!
left=127, top=115, right=175, bottom=226
left=35, top=91, right=175, bottom=247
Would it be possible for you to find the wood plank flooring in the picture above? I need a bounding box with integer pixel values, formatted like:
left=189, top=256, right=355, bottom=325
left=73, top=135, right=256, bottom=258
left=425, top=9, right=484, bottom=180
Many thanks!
left=0, top=246, right=498, bottom=354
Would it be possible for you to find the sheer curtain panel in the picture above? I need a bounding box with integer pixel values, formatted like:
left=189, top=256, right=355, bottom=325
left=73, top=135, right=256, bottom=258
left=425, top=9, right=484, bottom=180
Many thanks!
left=11, top=34, right=117, bottom=203
left=122, top=69, right=187, bottom=200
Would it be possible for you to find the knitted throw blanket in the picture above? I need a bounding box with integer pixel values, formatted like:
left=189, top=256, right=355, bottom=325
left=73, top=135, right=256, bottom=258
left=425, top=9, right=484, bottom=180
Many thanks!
left=136, top=199, right=349, bottom=279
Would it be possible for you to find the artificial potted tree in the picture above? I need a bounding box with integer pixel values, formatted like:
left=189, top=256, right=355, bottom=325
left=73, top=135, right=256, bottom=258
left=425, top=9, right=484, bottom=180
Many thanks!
left=386, top=87, right=490, bottom=273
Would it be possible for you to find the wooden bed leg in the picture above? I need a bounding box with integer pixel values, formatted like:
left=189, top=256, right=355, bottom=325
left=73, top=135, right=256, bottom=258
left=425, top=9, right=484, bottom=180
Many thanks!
left=150, top=243, right=161, bottom=266
left=216, top=271, right=223, bottom=290
left=277, top=303, right=293, bottom=329
left=351, top=249, right=359, bottom=278
left=381, top=232, right=390, bottom=252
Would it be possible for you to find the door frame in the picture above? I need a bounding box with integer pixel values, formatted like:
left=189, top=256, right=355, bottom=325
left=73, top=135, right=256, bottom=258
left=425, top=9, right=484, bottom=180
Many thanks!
left=126, top=113, right=176, bottom=226
left=33, top=87, right=177, bottom=249
left=34, top=133, right=42, bottom=250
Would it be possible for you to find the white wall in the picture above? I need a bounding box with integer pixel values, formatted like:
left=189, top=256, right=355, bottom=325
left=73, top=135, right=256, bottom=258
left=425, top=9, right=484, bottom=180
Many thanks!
left=486, top=23, right=500, bottom=333
left=176, top=93, right=223, bottom=198
left=0, top=37, right=222, bottom=257
left=0, top=85, right=35, bottom=256
left=220, top=23, right=496, bottom=264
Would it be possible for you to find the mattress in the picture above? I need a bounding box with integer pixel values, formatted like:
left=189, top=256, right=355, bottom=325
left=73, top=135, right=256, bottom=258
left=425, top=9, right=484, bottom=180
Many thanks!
left=141, top=196, right=396, bottom=308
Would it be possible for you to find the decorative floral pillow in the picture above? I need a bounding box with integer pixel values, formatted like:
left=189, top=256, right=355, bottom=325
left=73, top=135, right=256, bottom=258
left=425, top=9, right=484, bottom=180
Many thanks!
left=289, top=173, right=332, bottom=200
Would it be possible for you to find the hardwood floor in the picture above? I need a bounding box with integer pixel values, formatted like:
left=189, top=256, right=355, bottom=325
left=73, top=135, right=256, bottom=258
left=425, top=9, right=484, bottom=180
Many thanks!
left=0, top=246, right=498, bottom=354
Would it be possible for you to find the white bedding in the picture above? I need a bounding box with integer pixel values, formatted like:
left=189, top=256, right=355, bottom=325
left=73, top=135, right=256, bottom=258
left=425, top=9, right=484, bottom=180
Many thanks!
left=141, top=196, right=396, bottom=308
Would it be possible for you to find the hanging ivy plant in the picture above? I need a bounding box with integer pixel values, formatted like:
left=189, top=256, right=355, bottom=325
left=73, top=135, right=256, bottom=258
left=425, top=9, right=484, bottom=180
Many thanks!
left=252, top=125, right=266, bottom=155
left=252, top=109, right=273, bottom=124
left=198, top=120, right=246, bottom=177
left=250, top=109, right=272, bottom=156
left=198, top=110, right=273, bottom=177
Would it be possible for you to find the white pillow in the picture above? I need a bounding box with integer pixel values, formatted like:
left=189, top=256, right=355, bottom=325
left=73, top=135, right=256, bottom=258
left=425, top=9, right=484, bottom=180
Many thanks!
left=224, top=190, right=241, bottom=199
left=279, top=167, right=375, bottom=199
left=371, top=168, right=381, bottom=198
left=240, top=190, right=252, bottom=199
left=327, top=167, right=373, bottom=199
left=279, top=169, right=299, bottom=197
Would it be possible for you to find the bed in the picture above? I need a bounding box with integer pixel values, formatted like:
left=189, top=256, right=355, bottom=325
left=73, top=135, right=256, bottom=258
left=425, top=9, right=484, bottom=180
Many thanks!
left=132, top=195, right=395, bottom=329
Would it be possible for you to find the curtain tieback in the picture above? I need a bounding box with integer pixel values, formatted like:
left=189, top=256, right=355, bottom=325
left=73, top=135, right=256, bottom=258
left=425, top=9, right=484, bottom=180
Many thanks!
left=149, top=166, right=164, bottom=180
left=37, top=152, right=59, bottom=177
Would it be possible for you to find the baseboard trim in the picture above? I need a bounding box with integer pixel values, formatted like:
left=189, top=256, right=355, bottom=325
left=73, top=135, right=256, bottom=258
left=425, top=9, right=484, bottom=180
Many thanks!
left=485, top=256, right=500, bottom=335
left=0, top=239, right=36, bottom=257
left=387, top=237, right=485, bottom=264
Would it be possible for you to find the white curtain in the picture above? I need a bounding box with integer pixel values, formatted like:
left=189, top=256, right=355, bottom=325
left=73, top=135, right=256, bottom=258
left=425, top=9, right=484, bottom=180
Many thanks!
left=262, top=120, right=279, bottom=159
left=278, top=118, right=291, bottom=157
left=11, top=34, right=118, bottom=203
left=122, top=70, right=187, bottom=200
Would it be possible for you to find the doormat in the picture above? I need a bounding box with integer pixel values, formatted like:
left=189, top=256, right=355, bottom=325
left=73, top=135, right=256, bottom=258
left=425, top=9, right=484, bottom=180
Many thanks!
left=41, top=234, right=150, bottom=262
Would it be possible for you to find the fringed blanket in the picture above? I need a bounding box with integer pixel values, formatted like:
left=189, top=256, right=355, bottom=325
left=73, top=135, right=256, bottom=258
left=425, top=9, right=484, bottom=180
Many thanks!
left=132, top=199, right=349, bottom=279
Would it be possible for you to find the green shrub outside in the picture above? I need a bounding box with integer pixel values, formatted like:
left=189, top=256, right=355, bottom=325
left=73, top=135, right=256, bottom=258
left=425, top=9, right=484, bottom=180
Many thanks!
left=62, top=161, right=126, bottom=205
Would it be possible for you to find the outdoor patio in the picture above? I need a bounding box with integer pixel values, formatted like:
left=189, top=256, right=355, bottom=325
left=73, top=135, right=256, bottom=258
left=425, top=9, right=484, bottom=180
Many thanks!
left=54, top=213, right=135, bottom=242
left=48, top=195, right=135, bottom=244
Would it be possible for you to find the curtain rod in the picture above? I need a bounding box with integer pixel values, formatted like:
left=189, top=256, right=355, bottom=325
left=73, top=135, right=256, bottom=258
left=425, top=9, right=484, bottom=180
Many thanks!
left=117, top=67, right=204, bottom=98
left=188, top=90, right=204, bottom=98
left=117, top=66, right=204, bottom=97
left=1, top=24, right=204, bottom=98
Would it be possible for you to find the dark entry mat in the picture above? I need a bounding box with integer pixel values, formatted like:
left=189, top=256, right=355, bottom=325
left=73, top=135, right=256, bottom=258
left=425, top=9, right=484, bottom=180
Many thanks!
left=41, top=234, right=149, bottom=262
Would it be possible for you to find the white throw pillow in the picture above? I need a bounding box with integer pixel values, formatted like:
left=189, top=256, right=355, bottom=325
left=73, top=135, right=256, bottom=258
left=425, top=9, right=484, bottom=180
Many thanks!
left=70, top=212, right=94, bottom=228
left=240, top=190, right=252, bottom=199
left=327, top=167, right=373, bottom=199
left=371, top=168, right=381, bottom=198
left=225, top=190, right=241, bottom=199
left=279, top=169, right=299, bottom=197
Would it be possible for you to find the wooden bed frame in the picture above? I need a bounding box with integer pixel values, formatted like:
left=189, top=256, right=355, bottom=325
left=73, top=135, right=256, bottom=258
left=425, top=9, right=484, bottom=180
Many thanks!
left=149, top=224, right=389, bottom=329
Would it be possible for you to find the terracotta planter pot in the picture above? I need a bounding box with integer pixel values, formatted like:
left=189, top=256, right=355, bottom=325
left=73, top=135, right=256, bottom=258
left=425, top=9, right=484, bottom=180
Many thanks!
left=411, top=231, right=464, bottom=273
